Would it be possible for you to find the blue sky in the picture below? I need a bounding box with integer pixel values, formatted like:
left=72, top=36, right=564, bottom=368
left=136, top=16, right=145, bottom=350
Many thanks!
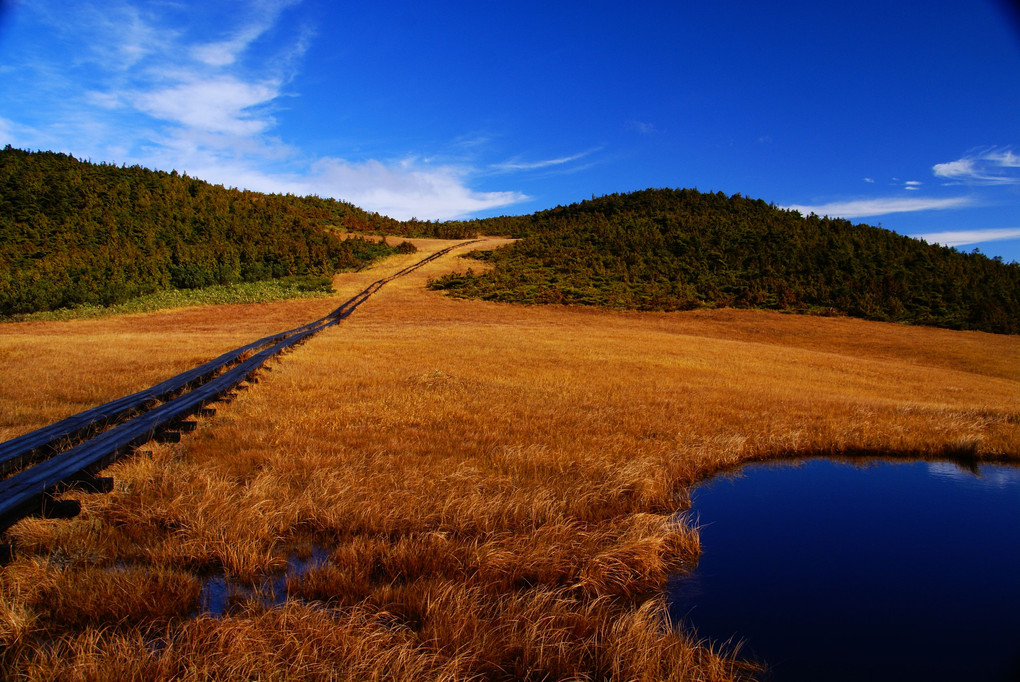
left=1, top=0, right=1019, bottom=262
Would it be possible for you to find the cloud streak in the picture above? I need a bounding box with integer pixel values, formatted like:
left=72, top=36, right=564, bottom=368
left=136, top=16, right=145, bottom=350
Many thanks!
left=784, top=196, right=972, bottom=219
left=911, top=228, right=1020, bottom=248
left=493, top=149, right=599, bottom=172
left=933, top=148, right=1020, bottom=185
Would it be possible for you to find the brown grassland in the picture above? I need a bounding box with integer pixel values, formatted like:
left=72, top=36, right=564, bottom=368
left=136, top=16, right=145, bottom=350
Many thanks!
left=1, top=238, right=1018, bottom=680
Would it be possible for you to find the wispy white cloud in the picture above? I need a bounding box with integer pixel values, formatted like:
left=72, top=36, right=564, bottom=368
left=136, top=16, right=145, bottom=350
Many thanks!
left=1, top=0, right=527, bottom=220
left=303, top=158, right=527, bottom=220
left=192, top=25, right=268, bottom=67
left=0, top=116, right=43, bottom=148
left=493, top=149, right=598, bottom=172
left=988, top=149, right=1020, bottom=167
left=190, top=0, right=302, bottom=66
left=61, top=3, right=171, bottom=71
left=904, top=180, right=922, bottom=191
left=133, top=77, right=281, bottom=135
left=933, top=148, right=1020, bottom=185
left=784, top=196, right=972, bottom=219
left=911, top=227, right=1020, bottom=248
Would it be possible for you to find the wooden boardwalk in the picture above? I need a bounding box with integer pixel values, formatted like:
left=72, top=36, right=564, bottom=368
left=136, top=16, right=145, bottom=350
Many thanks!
left=0, top=242, right=475, bottom=539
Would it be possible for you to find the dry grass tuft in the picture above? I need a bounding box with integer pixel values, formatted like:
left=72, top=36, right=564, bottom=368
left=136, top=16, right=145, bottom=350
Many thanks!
left=576, top=515, right=699, bottom=600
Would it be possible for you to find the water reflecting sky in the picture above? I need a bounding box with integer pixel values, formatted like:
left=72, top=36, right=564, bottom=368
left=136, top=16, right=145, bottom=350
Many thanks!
left=668, top=458, right=1020, bottom=682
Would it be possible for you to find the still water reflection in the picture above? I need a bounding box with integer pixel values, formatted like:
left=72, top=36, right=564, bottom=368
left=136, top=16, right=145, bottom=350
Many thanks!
left=668, top=458, right=1020, bottom=682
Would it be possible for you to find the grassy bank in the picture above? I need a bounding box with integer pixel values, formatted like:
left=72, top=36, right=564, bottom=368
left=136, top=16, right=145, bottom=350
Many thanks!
left=0, top=276, right=338, bottom=324
left=1, top=239, right=1017, bottom=680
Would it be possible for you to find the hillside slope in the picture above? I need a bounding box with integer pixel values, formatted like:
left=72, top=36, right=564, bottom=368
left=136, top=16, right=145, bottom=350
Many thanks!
left=432, top=189, right=1020, bottom=334
left=0, top=147, right=401, bottom=316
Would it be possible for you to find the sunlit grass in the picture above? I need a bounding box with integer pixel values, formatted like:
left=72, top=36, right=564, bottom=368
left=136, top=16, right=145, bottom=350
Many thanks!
left=0, top=236, right=1016, bottom=680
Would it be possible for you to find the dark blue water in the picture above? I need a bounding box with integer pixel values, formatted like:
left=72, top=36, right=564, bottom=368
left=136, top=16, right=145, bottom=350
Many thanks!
left=197, top=545, right=330, bottom=615
left=668, top=459, right=1020, bottom=682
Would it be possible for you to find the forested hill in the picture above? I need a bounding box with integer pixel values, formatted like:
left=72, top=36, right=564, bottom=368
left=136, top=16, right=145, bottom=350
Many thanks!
left=432, top=188, right=1020, bottom=334
left=0, top=147, right=400, bottom=316
left=5, top=149, right=1017, bottom=333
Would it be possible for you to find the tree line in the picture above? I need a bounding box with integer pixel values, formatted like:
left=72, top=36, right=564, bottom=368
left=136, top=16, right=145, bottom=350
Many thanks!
left=0, top=147, right=399, bottom=316
left=5, top=148, right=1016, bottom=333
left=430, top=188, right=1020, bottom=334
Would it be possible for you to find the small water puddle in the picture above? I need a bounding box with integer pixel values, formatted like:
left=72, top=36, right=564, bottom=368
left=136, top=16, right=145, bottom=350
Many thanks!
left=197, top=545, right=330, bottom=616
left=668, top=458, right=1020, bottom=681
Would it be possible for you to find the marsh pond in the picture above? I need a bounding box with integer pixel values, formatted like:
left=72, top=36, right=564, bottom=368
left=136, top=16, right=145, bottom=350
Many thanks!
left=668, top=458, right=1020, bottom=681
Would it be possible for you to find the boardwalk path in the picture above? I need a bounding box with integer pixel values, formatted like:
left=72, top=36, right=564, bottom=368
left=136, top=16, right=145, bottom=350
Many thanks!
left=0, top=241, right=477, bottom=537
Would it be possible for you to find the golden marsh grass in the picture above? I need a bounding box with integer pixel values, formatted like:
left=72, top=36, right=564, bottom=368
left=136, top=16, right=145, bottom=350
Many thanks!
left=1, top=237, right=1017, bottom=680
